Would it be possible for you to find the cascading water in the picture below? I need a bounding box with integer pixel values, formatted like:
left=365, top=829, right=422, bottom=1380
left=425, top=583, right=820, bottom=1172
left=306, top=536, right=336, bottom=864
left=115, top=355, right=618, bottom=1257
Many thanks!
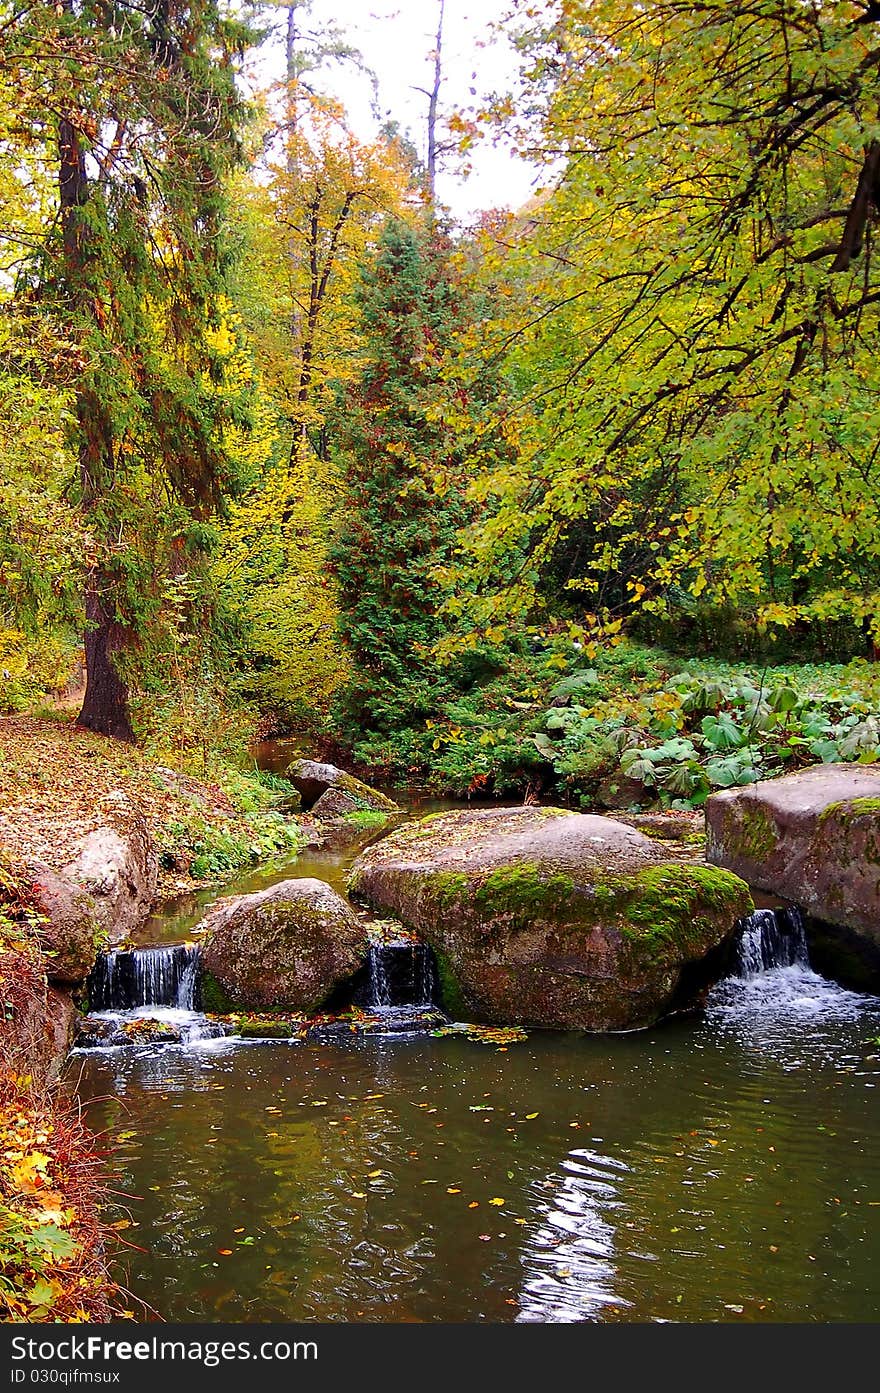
left=88, top=944, right=202, bottom=1010
left=707, top=903, right=877, bottom=1045
left=734, top=906, right=810, bottom=976
left=364, top=940, right=439, bottom=1012
left=349, top=938, right=443, bottom=1033
left=79, top=945, right=225, bottom=1049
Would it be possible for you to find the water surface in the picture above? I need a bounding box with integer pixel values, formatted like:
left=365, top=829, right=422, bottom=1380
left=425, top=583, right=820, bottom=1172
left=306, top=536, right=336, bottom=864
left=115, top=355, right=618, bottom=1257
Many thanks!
left=72, top=966, right=880, bottom=1323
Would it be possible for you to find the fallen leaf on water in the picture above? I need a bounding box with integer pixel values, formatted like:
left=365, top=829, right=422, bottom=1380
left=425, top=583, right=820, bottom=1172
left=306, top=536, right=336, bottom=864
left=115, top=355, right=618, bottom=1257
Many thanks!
left=447, top=1187, right=461, bottom=1194
left=367, top=1170, right=383, bottom=1178
left=514, top=1218, right=527, bottom=1226
left=468, top=1202, right=479, bottom=1209
left=218, top=1249, right=232, bottom=1256
left=352, top=1192, right=367, bottom=1199
left=525, top=1112, right=539, bottom=1120
left=489, top=1197, right=505, bottom=1206
left=109, top=1220, right=131, bottom=1231
left=234, top=1228, right=245, bottom=1234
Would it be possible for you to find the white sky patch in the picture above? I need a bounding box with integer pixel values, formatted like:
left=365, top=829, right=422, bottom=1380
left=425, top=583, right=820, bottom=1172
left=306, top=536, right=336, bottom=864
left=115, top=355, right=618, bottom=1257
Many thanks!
left=243, top=0, right=543, bottom=222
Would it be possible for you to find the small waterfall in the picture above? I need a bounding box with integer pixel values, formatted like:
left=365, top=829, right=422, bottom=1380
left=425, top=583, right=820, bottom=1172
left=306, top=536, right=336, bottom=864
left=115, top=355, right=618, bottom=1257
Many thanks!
left=734, top=906, right=809, bottom=977
left=361, top=940, right=440, bottom=1013
left=88, top=945, right=202, bottom=1011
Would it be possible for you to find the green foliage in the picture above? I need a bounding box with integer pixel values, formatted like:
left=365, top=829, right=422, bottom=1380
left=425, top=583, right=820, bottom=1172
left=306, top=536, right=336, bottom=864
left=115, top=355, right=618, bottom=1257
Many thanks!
left=330, top=217, right=472, bottom=734
left=445, top=0, right=880, bottom=654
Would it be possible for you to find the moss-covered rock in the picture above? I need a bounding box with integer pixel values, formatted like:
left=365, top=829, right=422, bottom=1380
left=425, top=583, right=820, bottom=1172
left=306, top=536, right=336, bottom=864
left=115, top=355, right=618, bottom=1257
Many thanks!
left=349, top=807, right=751, bottom=1031
left=707, top=765, right=880, bottom=987
left=286, top=760, right=399, bottom=815
left=200, top=877, right=367, bottom=1012
left=238, top=1019, right=295, bottom=1039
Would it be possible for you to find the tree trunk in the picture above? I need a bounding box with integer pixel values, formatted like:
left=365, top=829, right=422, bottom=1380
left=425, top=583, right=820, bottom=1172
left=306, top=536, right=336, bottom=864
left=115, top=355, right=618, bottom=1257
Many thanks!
left=426, top=0, right=444, bottom=200
left=58, top=98, right=135, bottom=742
left=78, top=579, right=136, bottom=743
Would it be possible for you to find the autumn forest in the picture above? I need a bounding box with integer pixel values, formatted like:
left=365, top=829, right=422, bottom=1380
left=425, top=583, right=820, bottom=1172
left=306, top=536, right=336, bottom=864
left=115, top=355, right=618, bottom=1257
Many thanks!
left=3, top=0, right=880, bottom=1333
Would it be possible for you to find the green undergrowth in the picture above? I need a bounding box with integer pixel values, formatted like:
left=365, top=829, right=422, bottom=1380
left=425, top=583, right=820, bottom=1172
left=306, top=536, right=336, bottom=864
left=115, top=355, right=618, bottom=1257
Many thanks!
left=156, top=765, right=308, bottom=882
left=342, top=640, right=880, bottom=809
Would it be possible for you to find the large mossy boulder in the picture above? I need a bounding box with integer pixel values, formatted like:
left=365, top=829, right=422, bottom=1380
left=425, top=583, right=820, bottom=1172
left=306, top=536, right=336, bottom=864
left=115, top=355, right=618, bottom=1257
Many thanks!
left=349, top=807, right=751, bottom=1031
left=706, top=765, right=880, bottom=988
left=62, top=792, right=158, bottom=943
left=28, top=862, right=101, bottom=983
left=200, top=877, right=367, bottom=1012
left=286, top=759, right=399, bottom=816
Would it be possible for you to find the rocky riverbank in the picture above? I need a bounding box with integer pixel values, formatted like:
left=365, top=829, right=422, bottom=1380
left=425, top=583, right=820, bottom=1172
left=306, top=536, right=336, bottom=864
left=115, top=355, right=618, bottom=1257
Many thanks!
left=0, top=715, right=314, bottom=1322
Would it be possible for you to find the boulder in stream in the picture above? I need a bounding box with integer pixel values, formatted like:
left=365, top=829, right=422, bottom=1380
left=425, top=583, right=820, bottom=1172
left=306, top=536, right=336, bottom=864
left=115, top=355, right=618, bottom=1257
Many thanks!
left=349, top=806, right=751, bottom=1032
left=286, top=759, right=399, bottom=816
left=707, top=764, right=880, bottom=989
left=201, top=877, right=367, bottom=1012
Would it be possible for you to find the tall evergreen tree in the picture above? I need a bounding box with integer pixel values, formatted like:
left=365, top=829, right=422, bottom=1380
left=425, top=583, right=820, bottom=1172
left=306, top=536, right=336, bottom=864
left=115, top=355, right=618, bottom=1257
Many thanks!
left=14, top=0, right=255, bottom=740
left=330, top=217, right=471, bottom=736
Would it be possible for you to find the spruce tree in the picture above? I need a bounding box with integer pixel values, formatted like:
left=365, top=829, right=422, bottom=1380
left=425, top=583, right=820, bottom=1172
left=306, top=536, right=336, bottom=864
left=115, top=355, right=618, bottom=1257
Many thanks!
left=41, top=0, right=254, bottom=740
left=331, top=217, right=470, bottom=737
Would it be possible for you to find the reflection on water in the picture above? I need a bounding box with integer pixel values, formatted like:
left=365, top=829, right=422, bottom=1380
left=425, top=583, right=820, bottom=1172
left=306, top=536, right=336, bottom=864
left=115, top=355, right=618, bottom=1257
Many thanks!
left=71, top=954, right=880, bottom=1323
left=517, top=1149, right=628, bottom=1322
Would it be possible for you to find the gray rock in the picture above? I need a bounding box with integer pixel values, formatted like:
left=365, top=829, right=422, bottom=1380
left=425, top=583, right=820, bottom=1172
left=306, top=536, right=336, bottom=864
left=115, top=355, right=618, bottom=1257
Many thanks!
left=63, top=792, right=158, bottom=942
left=287, top=759, right=399, bottom=814
left=706, top=764, right=880, bottom=985
left=201, top=877, right=367, bottom=1012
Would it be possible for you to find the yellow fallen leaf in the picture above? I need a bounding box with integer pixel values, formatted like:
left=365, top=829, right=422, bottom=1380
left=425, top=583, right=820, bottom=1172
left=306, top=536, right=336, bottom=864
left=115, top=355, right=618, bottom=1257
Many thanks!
left=367, top=1170, right=383, bottom=1178
left=352, top=1192, right=367, bottom=1199
left=109, top=1219, right=131, bottom=1231
left=525, top=1113, right=539, bottom=1120
left=489, top=1197, right=505, bottom=1206
left=447, top=1187, right=461, bottom=1194
left=468, top=1202, right=479, bottom=1209
left=514, top=1218, right=527, bottom=1226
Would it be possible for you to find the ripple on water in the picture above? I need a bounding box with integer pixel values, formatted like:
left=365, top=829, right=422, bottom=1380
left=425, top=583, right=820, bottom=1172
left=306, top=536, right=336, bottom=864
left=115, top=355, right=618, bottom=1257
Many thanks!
left=705, top=964, right=880, bottom=1068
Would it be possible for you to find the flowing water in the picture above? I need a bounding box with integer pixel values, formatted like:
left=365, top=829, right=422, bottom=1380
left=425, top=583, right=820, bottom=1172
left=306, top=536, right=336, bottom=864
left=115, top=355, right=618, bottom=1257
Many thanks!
left=133, top=782, right=461, bottom=948
left=71, top=907, right=880, bottom=1323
